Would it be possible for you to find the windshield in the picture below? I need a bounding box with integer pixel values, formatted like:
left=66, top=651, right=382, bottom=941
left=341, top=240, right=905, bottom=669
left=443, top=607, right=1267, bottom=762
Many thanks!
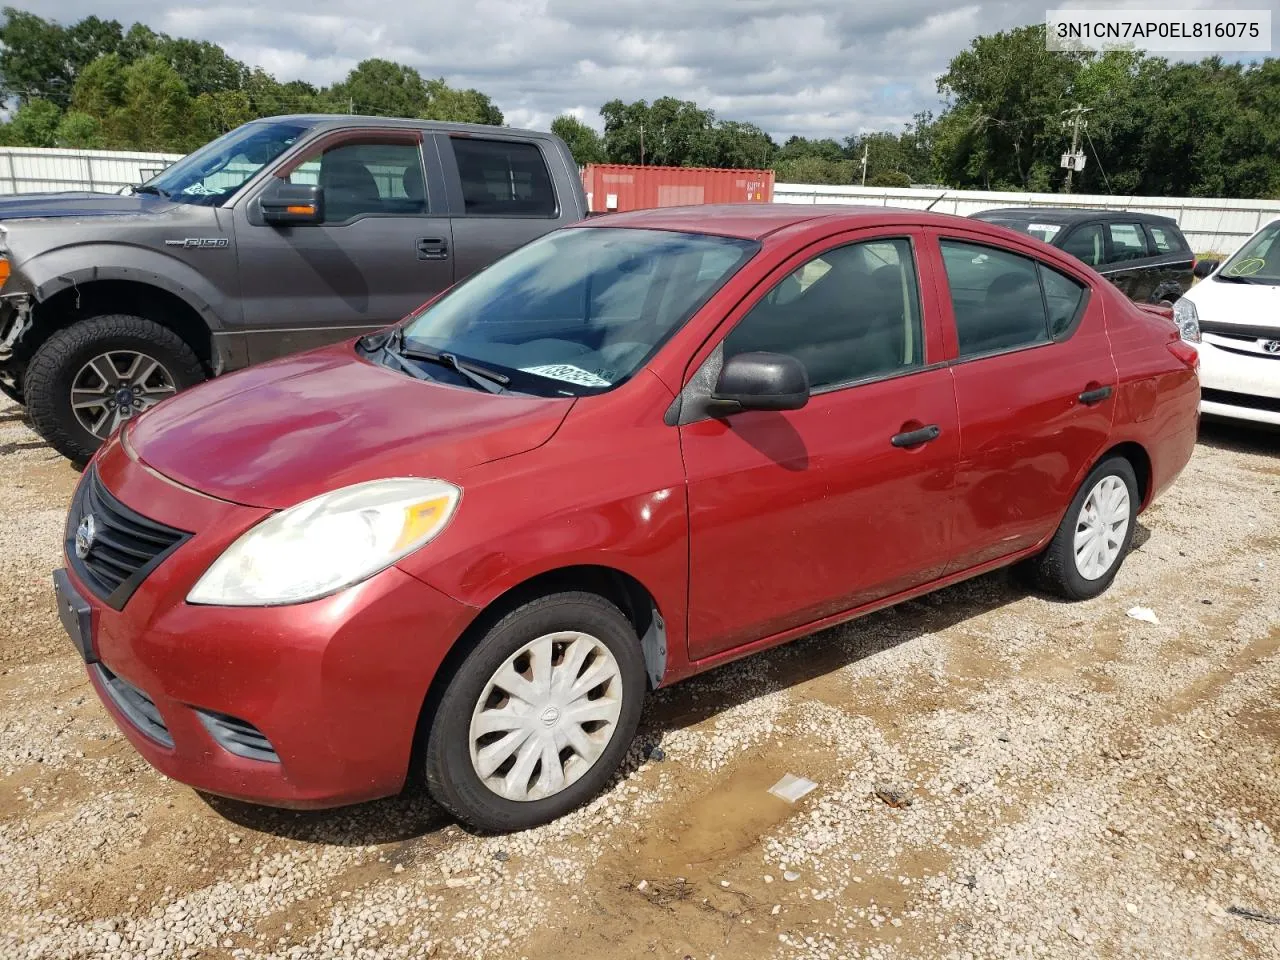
left=398, top=228, right=759, bottom=396
left=140, top=120, right=311, bottom=207
left=1217, top=220, right=1280, bottom=285
left=986, top=217, right=1062, bottom=243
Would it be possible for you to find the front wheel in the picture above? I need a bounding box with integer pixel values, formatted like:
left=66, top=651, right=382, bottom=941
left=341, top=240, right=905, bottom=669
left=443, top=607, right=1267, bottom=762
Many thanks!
left=1025, top=456, right=1140, bottom=601
left=424, top=592, right=647, bottom=832
left=24, top=314, right=207, bottom=464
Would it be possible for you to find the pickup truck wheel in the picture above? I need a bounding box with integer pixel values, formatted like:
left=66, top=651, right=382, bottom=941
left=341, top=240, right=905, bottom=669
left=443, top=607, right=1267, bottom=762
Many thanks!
left=424, top=591, right=646, bottom=832
left=25, top=314, right=206, bottom=464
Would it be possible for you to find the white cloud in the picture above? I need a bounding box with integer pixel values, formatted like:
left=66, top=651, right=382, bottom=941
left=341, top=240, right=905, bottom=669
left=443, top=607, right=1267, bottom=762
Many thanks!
left=37, top=0, right=1270, bottom=140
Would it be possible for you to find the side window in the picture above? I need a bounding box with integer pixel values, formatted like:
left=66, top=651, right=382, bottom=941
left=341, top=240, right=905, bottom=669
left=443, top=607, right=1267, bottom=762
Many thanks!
left=1061, top=223, right=1104, bottom=267
left=451, top=138, right=557, bottom=217
left=1039, top=264, right=1087, bottom=337
left=289, top=139, right=426, bottom=223
left=722, top=238, right=923, bottom=390
left=940, top=241, right=1049, bottom=358
left=1106, top=222, right=1150, bottom=263
left=1147, top=225, right=1184, bottom=254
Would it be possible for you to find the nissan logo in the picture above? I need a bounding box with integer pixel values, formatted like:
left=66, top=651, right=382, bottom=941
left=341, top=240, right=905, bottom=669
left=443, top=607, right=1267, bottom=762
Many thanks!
left=75, top=514, right=97, bottom=560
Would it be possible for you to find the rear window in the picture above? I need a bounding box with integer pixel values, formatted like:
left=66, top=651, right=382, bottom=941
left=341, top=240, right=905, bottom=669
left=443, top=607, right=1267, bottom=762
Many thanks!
left=1147, top=225, right=1185, bottom=254
left=451, top=138, right=557, bottom=217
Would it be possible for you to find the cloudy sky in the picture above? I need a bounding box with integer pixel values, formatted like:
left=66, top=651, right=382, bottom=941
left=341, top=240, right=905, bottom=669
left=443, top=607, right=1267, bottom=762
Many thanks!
left=34, top=0, right=1277, bottom=140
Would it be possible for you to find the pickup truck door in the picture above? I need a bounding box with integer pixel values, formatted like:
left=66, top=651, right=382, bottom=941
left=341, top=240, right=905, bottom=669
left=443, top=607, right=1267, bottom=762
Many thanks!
left=231, top=128, right=454, bottom=364
left=436, top=133, right=580, bottom=283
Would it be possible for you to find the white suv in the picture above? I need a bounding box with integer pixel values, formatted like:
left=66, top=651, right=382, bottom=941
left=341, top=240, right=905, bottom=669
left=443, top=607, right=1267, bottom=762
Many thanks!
left=1173, top=219, right=1280, bottom=426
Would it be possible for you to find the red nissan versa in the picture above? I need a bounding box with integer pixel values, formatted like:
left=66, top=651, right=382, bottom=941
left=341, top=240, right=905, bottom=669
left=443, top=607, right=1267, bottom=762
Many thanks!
left=54, top=205, right=1200, bottom=832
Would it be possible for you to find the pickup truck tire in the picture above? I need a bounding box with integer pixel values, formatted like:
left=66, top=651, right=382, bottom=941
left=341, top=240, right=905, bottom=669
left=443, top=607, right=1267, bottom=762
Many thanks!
left=25, top=314, right=206, bottom=465
left=424, top=591, right=646, bottom=832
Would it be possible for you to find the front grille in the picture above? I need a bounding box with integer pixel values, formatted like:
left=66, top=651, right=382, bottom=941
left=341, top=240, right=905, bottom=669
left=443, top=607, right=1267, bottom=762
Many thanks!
left=1202, top=388, right=1280, bottom=414
left=92, top=663, right=173, bottom=747
left=66, top=468, right=189, bottom=610
left=198, top=710, right=280, bottom=763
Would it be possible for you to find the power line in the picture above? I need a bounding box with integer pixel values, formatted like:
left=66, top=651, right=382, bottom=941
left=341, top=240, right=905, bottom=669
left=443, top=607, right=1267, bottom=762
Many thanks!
left=1082, top=126, right=1113, bottom=195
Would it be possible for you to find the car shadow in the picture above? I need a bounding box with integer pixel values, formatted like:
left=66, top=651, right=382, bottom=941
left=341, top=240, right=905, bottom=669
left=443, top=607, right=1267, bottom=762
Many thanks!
left=1197, top=418, right=1280, bottom=456
left=204, top=565, right=1044, bottom=844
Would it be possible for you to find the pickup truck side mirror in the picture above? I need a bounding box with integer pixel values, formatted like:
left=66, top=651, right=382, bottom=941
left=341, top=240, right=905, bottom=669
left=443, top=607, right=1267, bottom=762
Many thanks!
left=708, top=351, right=810, bottom=415
left=260, top=180, right=324, bottom=225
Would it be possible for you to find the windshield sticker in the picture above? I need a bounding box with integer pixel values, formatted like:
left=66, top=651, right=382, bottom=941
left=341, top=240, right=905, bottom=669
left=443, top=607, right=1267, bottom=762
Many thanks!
left=520, top=364, right=612, bottom=387
left=1028, top=223, right=1061, bottom=239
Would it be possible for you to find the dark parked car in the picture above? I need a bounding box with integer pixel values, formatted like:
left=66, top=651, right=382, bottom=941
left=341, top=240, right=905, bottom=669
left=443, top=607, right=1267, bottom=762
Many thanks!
left=970, top=208, right=1194, bottom=306
left=56, top=205, right=1199, bottom=832
left=0, top=115, right=589, bottom=462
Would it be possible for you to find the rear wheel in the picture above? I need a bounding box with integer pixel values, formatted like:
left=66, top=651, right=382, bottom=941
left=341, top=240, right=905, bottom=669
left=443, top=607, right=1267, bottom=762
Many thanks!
left=424, top=591, right=646, bottom=832
left=1026, top=456, right=1139, bottom=600
left=24, top=314, right=206, bottom=464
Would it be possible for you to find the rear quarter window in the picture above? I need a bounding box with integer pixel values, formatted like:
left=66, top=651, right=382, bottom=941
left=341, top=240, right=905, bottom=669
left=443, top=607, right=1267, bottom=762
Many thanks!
left=1147, top=225, right=1187, bottom=254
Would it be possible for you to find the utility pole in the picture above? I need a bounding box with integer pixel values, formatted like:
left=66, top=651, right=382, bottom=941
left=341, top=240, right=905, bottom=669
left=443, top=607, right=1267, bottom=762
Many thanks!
left=1061, top=104, right=1091, bottom=193
left=860, top=143, right=869, bottom=186
left=639, top=122, right=645, bottom=167
left=348, top=96, right=354, bottom=115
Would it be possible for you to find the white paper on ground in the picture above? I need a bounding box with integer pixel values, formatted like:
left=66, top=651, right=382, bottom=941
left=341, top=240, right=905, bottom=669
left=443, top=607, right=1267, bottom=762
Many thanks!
left=1126, top=606, right=1159, bottom=625
left=768, top=773, right=818, bottom=804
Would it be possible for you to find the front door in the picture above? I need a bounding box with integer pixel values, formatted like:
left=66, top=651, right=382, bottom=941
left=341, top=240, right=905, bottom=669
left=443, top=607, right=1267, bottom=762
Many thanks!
left=928, top=230, right=1118, bottom=572
left=233, top=129, right=454, bottom=363
left=679, top=230, right=960, bottom=662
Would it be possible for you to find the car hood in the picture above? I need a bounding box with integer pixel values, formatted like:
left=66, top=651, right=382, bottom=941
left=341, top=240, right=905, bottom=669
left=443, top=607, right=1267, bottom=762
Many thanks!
left=127, top=345, right=574, bottom=509
left=0, top=191, right=173, bottom=220
left=1182, top=275, right=1280, bottom=329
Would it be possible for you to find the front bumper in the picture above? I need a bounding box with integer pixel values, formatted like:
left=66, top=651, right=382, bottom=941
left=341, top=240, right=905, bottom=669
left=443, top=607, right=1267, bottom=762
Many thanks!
left=1198, top=337, right=1280, bottom=426
left=61, top=436, right=477, bottom=808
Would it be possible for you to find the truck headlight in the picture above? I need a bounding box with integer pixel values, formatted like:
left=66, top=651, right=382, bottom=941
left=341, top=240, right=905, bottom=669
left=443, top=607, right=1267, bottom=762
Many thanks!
left=187, top=478, right=460, bottom=606
left=1172, top=297, right=1200, bottom=343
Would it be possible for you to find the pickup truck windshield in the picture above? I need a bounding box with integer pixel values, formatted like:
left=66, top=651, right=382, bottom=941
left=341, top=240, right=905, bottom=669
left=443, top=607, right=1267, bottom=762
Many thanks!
left=139, top=120, right=311, bottom=207
left=399, top=228, right=759, bottom=396
left=1218, top=221, right=1280, bottom=285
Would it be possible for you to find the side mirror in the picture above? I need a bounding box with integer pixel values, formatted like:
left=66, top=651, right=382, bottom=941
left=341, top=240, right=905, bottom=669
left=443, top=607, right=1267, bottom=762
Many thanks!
left=709, top=351, right=809, bottom=415
left=260, top=180, right=324, bottom=225
left=1192, top=257, right=1219, bottom=280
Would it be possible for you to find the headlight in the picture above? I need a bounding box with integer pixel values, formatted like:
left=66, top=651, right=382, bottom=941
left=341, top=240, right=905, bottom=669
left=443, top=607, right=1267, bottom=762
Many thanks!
left=1172, top=297, right=1200, bottom=343
left=187, top=478, right=460, bottom=606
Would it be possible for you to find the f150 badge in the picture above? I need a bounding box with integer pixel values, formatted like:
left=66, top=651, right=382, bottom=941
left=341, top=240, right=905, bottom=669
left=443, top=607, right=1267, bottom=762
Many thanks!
left=164, top=238, right=229, bottom=249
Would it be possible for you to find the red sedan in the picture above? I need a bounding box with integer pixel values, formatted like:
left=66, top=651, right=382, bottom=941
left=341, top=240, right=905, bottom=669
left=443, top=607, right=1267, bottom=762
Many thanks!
left=54, top=205, right=1199, bottom=831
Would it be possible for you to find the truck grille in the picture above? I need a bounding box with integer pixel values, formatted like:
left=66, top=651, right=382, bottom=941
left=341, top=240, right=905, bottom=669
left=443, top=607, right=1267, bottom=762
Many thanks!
left=66, top=468, right=189, bottom=610
left=198, top=710, right=280, bottom=763
left=92, top=663, right=173, bottom=747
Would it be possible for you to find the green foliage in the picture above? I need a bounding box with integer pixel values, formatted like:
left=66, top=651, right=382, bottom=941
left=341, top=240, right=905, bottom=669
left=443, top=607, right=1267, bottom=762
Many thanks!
left=54, top=110, right=102, bottom=148
left=599, top=97, right=776, bottom=168
left=551, top=115, right=605, bottom=165
left=6, top=98, right=61, bottom=147
left=867, top=170, right=912, bottom=188
left=773, top=156, right=854, bottom=184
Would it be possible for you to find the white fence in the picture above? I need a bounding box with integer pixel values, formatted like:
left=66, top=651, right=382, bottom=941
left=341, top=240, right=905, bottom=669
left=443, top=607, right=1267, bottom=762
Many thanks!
left=5, top=146, right=1279, bottom=255
left=774, top=183, right=1280, bottom=255
left=0, top=147, right=181, bottom=195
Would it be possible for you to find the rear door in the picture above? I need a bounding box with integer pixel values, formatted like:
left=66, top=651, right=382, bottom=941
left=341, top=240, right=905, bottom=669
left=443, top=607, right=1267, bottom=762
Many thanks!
left=679, top=228, right=960, bottom=661
left=927, top=228, right=1117, bottom=573
left=1142, top=222, right=1195, bottom=301
left=233, top=128, right=454, bottom=363
left=438, top=134, right=573, bottom=284
left=1099, top=220, right=1159, bottom=302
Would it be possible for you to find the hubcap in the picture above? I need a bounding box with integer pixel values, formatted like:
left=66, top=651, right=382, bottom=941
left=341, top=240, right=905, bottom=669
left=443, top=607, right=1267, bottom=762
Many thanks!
left=1073, top=475, right=1131, bottom=580
left=469, top=631, right=624, bottom=803
left=71, top=351, right=177, bottom=439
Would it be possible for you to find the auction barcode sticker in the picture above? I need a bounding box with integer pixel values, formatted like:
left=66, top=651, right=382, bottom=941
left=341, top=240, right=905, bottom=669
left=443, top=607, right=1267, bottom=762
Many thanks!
left=1046, top=9, right=1272, bottom=52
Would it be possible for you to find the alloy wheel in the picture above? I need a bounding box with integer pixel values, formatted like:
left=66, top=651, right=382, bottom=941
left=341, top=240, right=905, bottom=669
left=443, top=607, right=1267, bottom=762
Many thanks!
left=469, top=631, right=624, bottom=802
left=1073, top=474, right=1131, bottom=580
left=70, top=351, right=177, bottom=439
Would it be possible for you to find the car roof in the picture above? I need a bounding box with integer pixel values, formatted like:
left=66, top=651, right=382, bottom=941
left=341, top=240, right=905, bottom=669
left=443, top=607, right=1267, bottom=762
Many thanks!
left=579, top=204, right=1002, bottom=240
left=253, top=114, right=557, bottom=140
left=972, top=207, right=1179, bottom=227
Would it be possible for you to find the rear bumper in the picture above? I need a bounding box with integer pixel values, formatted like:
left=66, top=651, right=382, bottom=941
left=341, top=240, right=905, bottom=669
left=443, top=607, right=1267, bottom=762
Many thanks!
left=1199, top=339, right=1280, bottom=425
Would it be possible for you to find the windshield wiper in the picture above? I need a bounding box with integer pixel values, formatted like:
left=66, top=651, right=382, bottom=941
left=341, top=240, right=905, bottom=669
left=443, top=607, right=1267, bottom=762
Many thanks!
left=398, top=342, right=509, bottom=394
left=133, top=184, right=170, bottom=198
left=1216, top=273, right=1257, bottom=284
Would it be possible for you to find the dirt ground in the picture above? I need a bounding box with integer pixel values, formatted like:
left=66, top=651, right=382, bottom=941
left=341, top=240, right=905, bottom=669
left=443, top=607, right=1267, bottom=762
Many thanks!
left=2, top=395, right=1279, bottom=960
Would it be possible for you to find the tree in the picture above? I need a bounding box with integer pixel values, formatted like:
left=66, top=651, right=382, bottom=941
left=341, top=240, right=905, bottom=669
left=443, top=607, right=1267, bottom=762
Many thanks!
left=154, top=36, right=248, bottom=98
left=423, top=79, right=503, bottom=124
left=712, top=120, right=775, bottom=169
left=551, top=115, right=605, bottom=165
left=4, top=97, right=62, bottom=146
left=114, top=54, right=194, bottom=151
left=55, top=110, right=103, bottom=148
left=0, top=8, right=72, bottom=105
left=330, top=59, right=431, bottom=116
left=773, top=155, right=854, bottom=184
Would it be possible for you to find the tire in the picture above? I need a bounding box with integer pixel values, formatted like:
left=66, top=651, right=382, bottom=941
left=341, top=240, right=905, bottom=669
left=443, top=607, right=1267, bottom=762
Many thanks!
left=424, top=591, right=647, bottom=832
left=24, top=314, right=207, bottom=465
left=1026, top=456, right=1139, bottom=601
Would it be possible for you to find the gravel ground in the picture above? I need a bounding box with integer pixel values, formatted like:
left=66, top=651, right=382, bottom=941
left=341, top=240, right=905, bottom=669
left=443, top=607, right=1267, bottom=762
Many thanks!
left=2, top=394, right=1279, bottom=960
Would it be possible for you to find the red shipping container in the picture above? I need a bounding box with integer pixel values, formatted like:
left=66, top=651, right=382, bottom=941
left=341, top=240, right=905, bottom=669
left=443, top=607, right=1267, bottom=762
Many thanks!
left=581, top=164, right=775, bottom=213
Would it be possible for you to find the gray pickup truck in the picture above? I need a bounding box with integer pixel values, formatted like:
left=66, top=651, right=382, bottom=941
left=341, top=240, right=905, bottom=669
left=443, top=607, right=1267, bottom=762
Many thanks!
left=0, top=115, right=589, bottom=462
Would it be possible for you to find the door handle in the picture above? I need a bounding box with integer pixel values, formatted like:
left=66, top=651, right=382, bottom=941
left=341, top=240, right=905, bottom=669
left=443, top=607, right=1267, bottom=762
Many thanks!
left=1078, top=385, right=1113, bottom=405
left=417, top=237, right=449, bottom=261
left=891, top=424, right=941, bottom=448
